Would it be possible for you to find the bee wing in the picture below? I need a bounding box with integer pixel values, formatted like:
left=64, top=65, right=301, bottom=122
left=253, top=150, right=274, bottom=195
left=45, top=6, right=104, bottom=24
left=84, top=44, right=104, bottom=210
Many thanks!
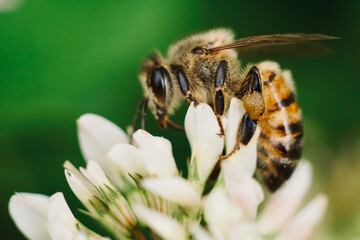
left=235, top=42, right=336, bottom=59
left=207, top=33, right=339, bottom=52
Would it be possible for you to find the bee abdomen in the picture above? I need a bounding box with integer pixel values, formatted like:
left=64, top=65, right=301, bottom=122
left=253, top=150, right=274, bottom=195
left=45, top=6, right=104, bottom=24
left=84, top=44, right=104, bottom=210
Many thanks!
left=272, top=130, right=303, bottom=159
left=257, top=70, right=303, bottom=191
left=257, top=128, right=303, bottom=191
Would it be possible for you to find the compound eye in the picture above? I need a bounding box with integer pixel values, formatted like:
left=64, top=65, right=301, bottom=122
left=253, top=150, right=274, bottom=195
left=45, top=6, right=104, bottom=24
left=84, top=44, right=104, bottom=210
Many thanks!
left=149, top=67, right=170, bottom=104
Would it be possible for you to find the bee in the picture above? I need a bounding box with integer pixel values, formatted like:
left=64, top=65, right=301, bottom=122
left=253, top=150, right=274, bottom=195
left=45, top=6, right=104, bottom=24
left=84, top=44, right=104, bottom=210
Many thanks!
left=136, top=28, right=336, bottom=191
left=238, top=62, right=304, bottom=191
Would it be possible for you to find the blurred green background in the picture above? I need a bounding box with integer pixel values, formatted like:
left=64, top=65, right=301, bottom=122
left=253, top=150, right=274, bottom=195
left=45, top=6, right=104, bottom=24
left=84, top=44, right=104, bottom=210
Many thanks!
left=1, top=0, right=359, bottom=239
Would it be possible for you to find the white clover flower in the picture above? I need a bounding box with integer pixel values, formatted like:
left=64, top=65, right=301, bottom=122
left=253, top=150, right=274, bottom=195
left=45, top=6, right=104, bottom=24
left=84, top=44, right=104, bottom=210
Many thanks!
left=9, top=99, right=328, bottom=240
left=195, top=160, right=327, bottom=240
left=77, top=114, right=130, bottom=188
left=9, top=192, right=107, bottom=240
left=108, top=129, right=178, bottom=179
left=185, top=103, right=224, bottom=184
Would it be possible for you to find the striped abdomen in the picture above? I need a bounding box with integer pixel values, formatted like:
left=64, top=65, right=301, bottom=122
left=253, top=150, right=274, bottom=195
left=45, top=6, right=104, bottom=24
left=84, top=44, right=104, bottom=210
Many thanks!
left=257, top=70, right=303, bottom=191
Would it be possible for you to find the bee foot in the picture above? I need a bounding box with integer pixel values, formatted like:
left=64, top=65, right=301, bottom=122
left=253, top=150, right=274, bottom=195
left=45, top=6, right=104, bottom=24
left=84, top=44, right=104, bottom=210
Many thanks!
left=216, top=116, right=225, bottom=137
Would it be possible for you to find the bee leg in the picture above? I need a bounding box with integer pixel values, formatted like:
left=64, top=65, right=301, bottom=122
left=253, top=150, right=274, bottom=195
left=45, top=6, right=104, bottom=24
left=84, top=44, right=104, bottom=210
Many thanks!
left=141, top=98, right=148, bottom=129
left=129, top=98, right=148, bottom=137
left=175, top=67, right=199, bottom=105
left=165, top=118, right=185, bottom=131
left=214, top=60, right=227, bottom=115
left=236, top=66, right=264, bottom=121
left=187, top=94, right=199, bottom=105
left=132, top=98, right=148, bottom=130
left=219, top=112, right=257, bottom=160
left=158, top=116, right=185, bottom=131
left=214, top=60, right=229, bottom=136
left=220, top=66, right=263, bottom=159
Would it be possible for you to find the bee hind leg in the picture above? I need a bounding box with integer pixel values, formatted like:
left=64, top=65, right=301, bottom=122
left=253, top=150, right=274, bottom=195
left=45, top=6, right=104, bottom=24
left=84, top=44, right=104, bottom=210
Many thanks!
left=236, top=66, right=265, bottom=121
left=219, top=112, right=257, bottom=160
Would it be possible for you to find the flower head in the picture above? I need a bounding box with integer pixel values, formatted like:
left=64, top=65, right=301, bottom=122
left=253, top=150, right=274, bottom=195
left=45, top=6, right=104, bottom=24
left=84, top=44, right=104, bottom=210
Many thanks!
left=9, top=99, right=328, bottom=240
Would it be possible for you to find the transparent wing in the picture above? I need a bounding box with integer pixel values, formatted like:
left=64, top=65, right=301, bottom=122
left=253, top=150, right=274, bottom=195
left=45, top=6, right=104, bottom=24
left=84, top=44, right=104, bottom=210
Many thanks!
left=236, top=42, right=336, bottom=59
left=206, top=33, right=339, bottom=52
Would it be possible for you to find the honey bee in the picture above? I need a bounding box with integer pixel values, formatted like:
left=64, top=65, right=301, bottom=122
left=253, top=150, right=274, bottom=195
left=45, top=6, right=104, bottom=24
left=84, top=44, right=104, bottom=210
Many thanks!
left=136, top=28, right=336, bottom=191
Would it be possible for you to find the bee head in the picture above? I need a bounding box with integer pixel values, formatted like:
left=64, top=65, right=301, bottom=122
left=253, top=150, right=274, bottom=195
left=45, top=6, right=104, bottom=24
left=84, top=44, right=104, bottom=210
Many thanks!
left=139, top=52, right=178, bottom=129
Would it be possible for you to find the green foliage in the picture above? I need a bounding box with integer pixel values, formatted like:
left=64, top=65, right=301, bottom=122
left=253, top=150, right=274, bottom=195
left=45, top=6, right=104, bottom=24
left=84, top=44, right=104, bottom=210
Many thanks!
left=1, top=0, right=359, bottom=239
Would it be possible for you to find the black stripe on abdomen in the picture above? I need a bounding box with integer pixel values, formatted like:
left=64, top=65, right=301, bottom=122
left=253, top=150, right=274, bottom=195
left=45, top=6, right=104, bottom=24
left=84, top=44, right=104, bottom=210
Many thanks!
left=276, top=92, right=296, bottom=109
left=259, top=132, right=270, bottom=140
left=271, top=158, right=297, bottom=180
left=275, top=121, right=303, bottom=135
left=271, top=134, right=303, bottom=160
left=263, top=72, right=276, bottom=86
left=267, top=92, right=296, bottom=113
left=257, top=145, right=269, bottom=157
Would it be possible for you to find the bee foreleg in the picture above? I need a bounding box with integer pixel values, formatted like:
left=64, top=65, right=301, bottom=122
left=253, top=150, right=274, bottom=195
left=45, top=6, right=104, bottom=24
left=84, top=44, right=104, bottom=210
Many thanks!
left=130, top=98, right=148, bottom=137
left=141, top=98, right=148, bottom=130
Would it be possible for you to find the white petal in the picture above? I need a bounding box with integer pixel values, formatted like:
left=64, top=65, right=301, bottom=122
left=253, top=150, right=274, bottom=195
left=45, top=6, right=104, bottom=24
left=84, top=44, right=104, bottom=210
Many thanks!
left=141, top=177, right=202, bottom=209
left=226, top=128, right=260, bottom=176
left=65, top=169, right=97, bottom=210
left=80, top=160, right=111, bottom=187
left=225, top=98, right=247, bottom=153
left=64, top=161, right=98, bottom=193
left=204, top=188, right=243, bottom=240
left=258, top=160, right=313, bottom=235
left=132, top=204, right=187, bottom=240
left=77, top=114, right=129, bottom=185
left=9, top=193, right=51, bottom=240
left=76, top=232, right=88, bottom=240
left=108, top=143, right=147, bottom=178
left=192, top=226, right=214, bottom=240
left=185, top=103, right=224, bottom=183
left=223, top=162, right=264, bottom=220
left=109, top=131, right=178, bottom=178
left=132, top=129, right=172, bottom=154
left=229, top=222, right=263, bottom=240
left=139, top=147, right=178, bottom=177
left=225, top=98, right=260, bottom=175
left=47, top=192, right=78, bottom=240
left=276, top=194, right=328, bottom=240
left=133, top=130, right=178, bottom=177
